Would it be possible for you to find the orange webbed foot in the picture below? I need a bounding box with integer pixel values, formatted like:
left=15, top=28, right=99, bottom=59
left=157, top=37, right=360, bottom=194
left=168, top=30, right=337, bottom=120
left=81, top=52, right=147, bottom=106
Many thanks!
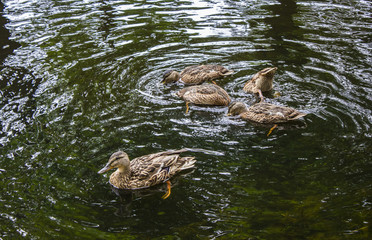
left=267, top=124, right=278, bottom=137
left=161, top=180, right=171, bottom=199
left=185, top=102, right=190, bottom=114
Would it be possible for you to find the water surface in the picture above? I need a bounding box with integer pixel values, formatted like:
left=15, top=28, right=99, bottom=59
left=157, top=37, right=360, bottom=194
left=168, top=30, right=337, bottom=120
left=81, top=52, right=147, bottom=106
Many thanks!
left=1, top=0, right=371, bottom=239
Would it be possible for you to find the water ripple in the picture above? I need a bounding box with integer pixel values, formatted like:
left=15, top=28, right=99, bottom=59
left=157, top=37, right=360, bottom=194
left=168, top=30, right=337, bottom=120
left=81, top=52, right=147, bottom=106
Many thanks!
left=1, top=0, right=372, bottom=238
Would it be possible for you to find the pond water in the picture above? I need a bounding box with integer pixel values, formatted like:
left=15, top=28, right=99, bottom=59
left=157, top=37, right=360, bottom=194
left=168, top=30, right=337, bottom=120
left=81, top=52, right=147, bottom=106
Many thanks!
left=1, top=0, right=371, bottom=239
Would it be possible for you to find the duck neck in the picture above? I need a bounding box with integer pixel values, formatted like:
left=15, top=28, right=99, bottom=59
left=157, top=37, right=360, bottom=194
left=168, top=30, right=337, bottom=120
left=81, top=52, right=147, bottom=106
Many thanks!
left=174, top=71, right=181, bottom=81
left=117, top=166, right=131, bottom=176
left=258, top=76, right=273, bottom=88
left=239, top=106, right=249, bottom=114
left=110, top=166, right=132, bottom=189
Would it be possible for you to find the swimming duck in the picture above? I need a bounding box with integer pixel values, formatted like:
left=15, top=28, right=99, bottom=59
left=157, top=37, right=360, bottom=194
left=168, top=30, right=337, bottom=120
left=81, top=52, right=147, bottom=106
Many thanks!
left=177, top=83, right=231, bottom=113
left=98, top=149, right=196, bottom=199
left=162, top=65, right=234, bottom=85
left=243, top=67, right=277, bottom=102
left=227, top=101, right=307, bottom=135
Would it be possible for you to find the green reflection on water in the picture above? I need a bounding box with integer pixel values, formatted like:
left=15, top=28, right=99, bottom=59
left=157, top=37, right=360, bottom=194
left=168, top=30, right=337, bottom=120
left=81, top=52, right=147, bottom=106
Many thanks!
left=1, top=0, right=372, bottom=239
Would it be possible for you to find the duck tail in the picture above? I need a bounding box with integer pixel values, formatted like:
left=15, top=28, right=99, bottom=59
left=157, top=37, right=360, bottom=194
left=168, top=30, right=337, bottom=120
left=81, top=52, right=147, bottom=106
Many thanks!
left=290, top=112, right=307, bottom=120
left=179, top=157, right=196, bottom=170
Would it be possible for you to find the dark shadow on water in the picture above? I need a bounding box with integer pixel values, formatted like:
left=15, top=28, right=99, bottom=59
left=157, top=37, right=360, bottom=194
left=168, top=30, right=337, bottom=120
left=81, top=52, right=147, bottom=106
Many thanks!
left=263, top=0, right=311, bottom=66
left=0, top=66, right=41, bottom=140
left=265, top=0, right=299, bottom=39
left=0, top=2, right=20, bottom=63
left=98, top=0, right=115, bottom=48
left=0, top=3, right=41, bottom=141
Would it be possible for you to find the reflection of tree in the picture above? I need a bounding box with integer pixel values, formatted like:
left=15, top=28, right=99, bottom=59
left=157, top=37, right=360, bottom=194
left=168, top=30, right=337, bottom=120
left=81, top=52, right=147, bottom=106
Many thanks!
left=265, top=0, right=298, bottom=40
left=215, top=137, right=372, bottom=239
left=263, top=0, right=309, bottom=65
left=0, top=2, right=20, bottom=63
left=0, top=66, right=41, bottom=139
left=98, top=0, right=115, bottom=47
left=0, top=3, right=40, bottom=140
left=57, top=0, right=195, bottom=115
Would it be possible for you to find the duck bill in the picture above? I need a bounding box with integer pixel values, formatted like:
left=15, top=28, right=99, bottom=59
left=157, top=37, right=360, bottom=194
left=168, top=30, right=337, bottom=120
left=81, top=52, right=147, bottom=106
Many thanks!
left=98, top=164, right=113, bottom=174
left=221, top=70, right=234, bottom=76
left=263, top=67, right=277, bottom=75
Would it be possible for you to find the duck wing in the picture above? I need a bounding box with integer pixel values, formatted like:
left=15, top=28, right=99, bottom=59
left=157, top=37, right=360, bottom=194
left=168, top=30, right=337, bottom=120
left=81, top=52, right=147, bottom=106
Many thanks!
left=242, top=103, right=306, bottom=124
left=177, top=84, right=231, bottom=106
left=129, top=149, right=195, bottom=188
left=180, top=65, right=232, bottom=85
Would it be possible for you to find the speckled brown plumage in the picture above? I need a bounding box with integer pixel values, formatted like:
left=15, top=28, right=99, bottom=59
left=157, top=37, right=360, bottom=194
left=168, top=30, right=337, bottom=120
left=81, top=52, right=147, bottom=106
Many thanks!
left=177, top=84, right=231, bottom=106
left=162, top=65, right=234, bottom=85
left=228, top=101, right=306, bottom=124
left=98, top=149, right=196, bottom=189
left=243, top=67, right=277, bottom=101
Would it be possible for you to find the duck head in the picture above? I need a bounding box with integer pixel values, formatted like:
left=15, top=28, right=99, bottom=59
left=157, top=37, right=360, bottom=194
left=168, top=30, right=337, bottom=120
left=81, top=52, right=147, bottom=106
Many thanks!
left=162, top=70, right=181, bottom=84
left=98, top=151, right=130, bottom=174
left=258, top=67, right=277, bottom=80
left=227, top=101, right=248, bottom=116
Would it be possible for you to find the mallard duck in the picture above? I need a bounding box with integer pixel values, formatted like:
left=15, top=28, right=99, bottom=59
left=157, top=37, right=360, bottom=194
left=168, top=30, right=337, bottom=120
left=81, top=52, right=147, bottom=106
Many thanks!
left=162, top=65, right=234, bottom=85
left=227, top=101, right=307, bottom=135
left=243, top=67, right=277, bottom=102
left=177, top=83, right=231, bottom=113
left=98, top=149, right=196, bottom=199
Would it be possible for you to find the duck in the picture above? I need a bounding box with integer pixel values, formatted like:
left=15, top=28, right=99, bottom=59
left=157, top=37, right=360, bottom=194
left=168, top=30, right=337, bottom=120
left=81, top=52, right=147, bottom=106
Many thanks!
left=162, top=65, right=234, bottom=85
left=227, top=101, right=307, bottom=135
left=243, top=67, right=277, bottom=102
left=177, top=83, right=231, bottom=113
left=98, top=149, right=196, bottom=199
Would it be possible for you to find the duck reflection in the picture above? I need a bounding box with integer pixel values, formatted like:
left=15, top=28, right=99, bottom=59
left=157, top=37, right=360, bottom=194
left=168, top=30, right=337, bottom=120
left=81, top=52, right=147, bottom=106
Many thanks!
left=109, top=171, right=193, bottom=217
left=110, top=169, right=194, bottom=200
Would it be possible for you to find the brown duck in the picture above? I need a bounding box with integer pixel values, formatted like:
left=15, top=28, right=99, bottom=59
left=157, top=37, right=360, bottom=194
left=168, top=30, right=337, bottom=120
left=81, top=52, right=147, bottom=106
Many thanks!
left=243, top=67, right=277, bottom=102
left=162, top=65, right=234, bottom=85
left=227, top=101, right=307, bottom=135
left=177, top=83, right=231, bottom=113
left=98, top=149, right=196, bottom=199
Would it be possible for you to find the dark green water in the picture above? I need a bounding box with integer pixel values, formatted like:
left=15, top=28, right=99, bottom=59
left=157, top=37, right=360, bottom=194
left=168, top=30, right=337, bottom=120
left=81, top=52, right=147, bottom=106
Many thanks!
left=1, top=0, right=371, bottom=239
